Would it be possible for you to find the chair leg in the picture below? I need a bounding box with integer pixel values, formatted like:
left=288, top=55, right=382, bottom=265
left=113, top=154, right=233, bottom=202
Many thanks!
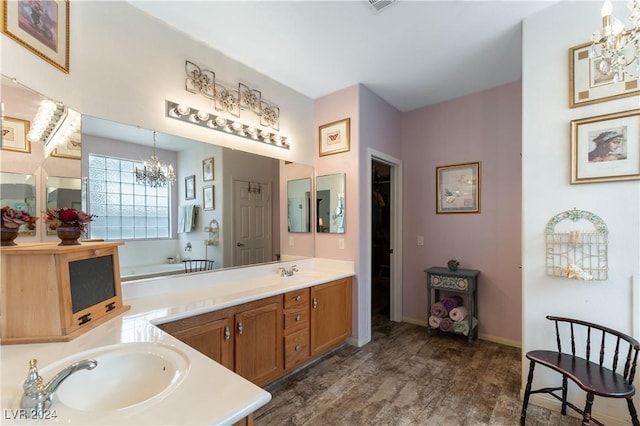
left=628, top=398, right=640, bottom=426
left=561, top=375, right=568, bottom=415
left=520, top=359, right=536, bottom=426
left=582, top=392, right=594, bottom=426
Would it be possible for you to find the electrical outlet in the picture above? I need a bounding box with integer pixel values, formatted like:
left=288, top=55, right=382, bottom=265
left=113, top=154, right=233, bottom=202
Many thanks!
left=289, top=236, right=294, bottom=246
left=339, top=238, right=345, bottom=250
left=417, top=235, right=424, bottom=246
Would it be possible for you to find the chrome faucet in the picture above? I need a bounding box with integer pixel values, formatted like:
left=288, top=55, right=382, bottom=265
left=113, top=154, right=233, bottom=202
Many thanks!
left=21, top=358, right=97, bottom=418
left=278, top=264, right=299, bottom=277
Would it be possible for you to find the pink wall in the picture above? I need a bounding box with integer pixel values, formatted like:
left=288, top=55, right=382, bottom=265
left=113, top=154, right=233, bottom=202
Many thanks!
left=401, top=82, right=522, bottom=344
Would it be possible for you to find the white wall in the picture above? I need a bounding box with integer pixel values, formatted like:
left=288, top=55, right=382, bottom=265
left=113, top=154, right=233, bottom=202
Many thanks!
left=522, top=2, right=640, bottom=421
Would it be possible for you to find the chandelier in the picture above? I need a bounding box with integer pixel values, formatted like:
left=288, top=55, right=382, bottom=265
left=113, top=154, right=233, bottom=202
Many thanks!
left=135, top=131, right=176, bottom=188
left=589, top=0, right=640, bottom=80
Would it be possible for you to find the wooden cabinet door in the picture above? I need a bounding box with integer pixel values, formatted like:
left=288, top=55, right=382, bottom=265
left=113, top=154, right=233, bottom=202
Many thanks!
left=310, top=278, right=352, bottom=357
left=234, top=297, right=282, bottom=386
left=169, top=317, right=233, bottom=370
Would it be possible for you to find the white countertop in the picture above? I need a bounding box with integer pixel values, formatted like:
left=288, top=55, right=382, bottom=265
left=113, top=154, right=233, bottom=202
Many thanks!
left=0, top=258, right=355, bottom=425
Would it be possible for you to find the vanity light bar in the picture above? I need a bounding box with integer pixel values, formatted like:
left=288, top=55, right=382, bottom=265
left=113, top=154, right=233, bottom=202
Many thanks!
left=165, top=100, right=290, bottom=150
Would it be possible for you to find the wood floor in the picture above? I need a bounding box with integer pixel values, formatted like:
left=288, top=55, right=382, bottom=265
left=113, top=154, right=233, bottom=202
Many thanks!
left=255, top=316, right=581, bottom=426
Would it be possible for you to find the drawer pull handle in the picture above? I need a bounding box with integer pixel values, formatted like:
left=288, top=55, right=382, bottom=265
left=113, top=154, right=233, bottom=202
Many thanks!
left=295, top=295, right=301, bottom=301
left=295, top=314, right=302, bottom=321
left=295, top=345, right=302, bottom=351
left=313, top=298, right=318, bottom=309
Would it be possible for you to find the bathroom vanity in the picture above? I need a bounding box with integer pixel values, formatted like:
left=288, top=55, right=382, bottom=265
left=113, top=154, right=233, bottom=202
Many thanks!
left=0, top=257, right=355, bottom=425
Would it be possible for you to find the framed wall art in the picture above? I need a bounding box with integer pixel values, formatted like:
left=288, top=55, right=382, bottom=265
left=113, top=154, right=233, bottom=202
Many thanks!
left=319, top=118, right=350, bottom=156
left=203, top=185, right=214, bottom=210
left=185, top=175, right=196, bottom=200
left=569, top=41, right=639, bottom=108
left=571, top=109, right=640, bottom=184
left=51, top=132, right=81, bottom=159
left=1, top=117, right=31, bottom=153
left=203, top=157, right=214, bottom=181
left=1, top=0, right=70, bottom=73
left=436, top=162, right=480, bottom=214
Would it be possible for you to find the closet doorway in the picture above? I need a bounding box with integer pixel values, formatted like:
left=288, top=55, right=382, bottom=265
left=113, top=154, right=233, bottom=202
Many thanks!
left=368, top=149, right=402, bottom=326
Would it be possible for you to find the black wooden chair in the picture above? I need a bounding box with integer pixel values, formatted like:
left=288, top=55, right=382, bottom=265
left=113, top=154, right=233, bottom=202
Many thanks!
left=184, top=259, right=214, bottom=273
left=521, top=315, right=640, bottom=426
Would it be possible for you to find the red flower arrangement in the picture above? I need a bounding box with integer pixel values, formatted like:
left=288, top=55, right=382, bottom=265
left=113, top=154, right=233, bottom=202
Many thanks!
left=43, top=208, right=95, bottom=231
left=1, top=206, right=38, bottom=230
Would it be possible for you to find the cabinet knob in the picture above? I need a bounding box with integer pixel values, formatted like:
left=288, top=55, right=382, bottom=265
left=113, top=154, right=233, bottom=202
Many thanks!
left=295, top=345, right=302, bottom=351
left=295, top=295, right=301, bottom=301
left=295, top=314, right=301, bottom=321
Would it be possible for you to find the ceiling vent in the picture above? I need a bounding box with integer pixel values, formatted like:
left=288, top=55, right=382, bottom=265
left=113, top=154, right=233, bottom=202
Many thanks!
left=368, top=0, right=397, bottom=13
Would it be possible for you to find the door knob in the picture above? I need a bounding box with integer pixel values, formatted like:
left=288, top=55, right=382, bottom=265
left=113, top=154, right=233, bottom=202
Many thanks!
left=236, top=242, right=245, bottom=247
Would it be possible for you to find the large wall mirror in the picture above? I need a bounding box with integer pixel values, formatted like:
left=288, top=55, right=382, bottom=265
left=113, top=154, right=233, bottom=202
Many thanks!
left=1, top=73, right=314, bottom=280
left=316, top=173, right=345, bottom=234
left=287, top=178, right=311, bottom=233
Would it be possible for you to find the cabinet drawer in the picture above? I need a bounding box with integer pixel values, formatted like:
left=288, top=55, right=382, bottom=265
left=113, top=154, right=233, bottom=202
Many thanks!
left=283, top=289, right=309, bottom=309
left=283, top=307, right=308, bottom=334
left=429, top=274, right=471, bottom=291
left=284, top=329, right=309, bottom=370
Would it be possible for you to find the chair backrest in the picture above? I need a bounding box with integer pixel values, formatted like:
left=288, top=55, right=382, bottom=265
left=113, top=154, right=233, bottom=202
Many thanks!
left=547, top=315, right=640, bottom=384
left=184, top=259, right=214, bottom=273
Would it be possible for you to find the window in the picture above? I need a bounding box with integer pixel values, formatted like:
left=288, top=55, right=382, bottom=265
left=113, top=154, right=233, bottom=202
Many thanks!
left=88, top=154, right=171, bottom=240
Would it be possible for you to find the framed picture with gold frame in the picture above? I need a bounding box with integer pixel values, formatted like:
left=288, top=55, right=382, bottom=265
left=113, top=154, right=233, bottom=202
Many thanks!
left=202, top=157, right=214, bottom=181
left=203, top=185, right=214, bottom=210
left=569, top=41, right=639, bottom=108
left=1, top=0, right=70, bottom=73
left=319, top=118, right=350, bottom=156
left=436, top=162, right=480, bottom=214
left=51, top=132, right=81, bottom=159
left=571, top=109, right=640, bottom=184
left=1, top=117, right=31, bottom=153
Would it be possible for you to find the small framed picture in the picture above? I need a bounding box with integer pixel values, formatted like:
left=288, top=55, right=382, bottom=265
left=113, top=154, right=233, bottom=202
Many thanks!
left=203, top=185, right=214, bottom=210
left=1, top=0, right=70, bottom=73
left=571, top=109, right=640, bottom=184
left=203, top=157, right=214, bottom=181
left=436, top=162, right=480, bottom=214
left=569, top=41, right=639, bottom=108
left=51, top=131, right=81, bottom=159
left=185, top=175, right=196, bottom=200
left=319, top=118, right=350, bottom=156
left=1, top=117, right=31, bottom=153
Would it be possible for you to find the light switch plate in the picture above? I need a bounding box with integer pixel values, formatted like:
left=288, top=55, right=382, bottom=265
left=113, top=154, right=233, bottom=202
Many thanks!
left=417, top=235, right=424, bottom=246
left=338, top=238, right=345, bottom=249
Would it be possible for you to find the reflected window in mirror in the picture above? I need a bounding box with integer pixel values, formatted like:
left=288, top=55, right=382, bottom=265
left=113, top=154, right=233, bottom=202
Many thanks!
left=316, top=173, right=345, bottom=234
left=287, top=178, right=311, bottom=233
left=88, top=154, right=170, bottom=240
left=0, top=172, right=37, bottom=235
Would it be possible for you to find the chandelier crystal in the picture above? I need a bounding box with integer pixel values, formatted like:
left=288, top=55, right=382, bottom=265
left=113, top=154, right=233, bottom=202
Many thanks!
left=135, top=131, right=176, bottom=188
left=589, top=0, right=640, bottom=81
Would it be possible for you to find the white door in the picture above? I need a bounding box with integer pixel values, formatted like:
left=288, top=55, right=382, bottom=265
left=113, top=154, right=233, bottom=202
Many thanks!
left=233, top=180, right=272, bottom=266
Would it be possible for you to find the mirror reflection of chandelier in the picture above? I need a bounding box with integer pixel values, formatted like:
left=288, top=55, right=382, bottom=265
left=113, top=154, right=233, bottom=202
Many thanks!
left=135, top=131, right=176, bottom=188
left=589, top=0, right=640, bottom=81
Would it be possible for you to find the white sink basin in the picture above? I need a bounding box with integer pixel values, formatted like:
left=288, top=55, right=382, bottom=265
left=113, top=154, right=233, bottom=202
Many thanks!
left=40, top=343, right=189, bottom=412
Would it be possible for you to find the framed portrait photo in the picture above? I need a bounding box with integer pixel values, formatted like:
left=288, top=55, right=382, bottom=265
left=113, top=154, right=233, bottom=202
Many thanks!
left=1, top=0, right=70, bottom=73
left=569, top=41, right=639, bottom=108
left=319, top=118, right=350, bottom=156
left=203, top=185, right=214, bottom=210
left=571, top=109, right=640, bottom=184
left=202, top=157, right=214, bottom=181
left=436, top=162, right=480, bottom=214
left=185, top=175, right=196, bottom=200
left=1, top=117, right=31, bottom=153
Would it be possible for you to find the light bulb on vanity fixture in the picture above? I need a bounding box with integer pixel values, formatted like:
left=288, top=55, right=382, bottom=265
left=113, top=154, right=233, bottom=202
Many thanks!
left=589, top=0, right=640, bottom=80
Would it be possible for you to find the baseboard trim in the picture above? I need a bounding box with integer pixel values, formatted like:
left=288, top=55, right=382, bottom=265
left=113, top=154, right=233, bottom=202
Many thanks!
left=525, top=393, right=629, bottom=425
left=402, top=316, right=521, bottom=348
left=347, top=335, right=370, bottom=348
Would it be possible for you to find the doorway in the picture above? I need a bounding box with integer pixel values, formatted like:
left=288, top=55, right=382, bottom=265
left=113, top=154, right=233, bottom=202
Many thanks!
left=372, top=160, right=391, bottom=317
left=233, top=179, right=272, bottom=266
left=367, top=149, right=402, bottom=329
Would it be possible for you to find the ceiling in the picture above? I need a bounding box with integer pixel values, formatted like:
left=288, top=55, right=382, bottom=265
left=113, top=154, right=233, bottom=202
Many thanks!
left=128, top=0, right=556, bottom=112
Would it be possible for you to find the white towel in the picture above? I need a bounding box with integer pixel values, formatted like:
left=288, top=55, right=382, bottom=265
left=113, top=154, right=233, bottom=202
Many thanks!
left=453, top=317, right=478, bottom=336
left=428, top=316, right=442, bottom=329
left=179, top=205, right=197, bottom=233
left=449, top=306, right=468, bottom=322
